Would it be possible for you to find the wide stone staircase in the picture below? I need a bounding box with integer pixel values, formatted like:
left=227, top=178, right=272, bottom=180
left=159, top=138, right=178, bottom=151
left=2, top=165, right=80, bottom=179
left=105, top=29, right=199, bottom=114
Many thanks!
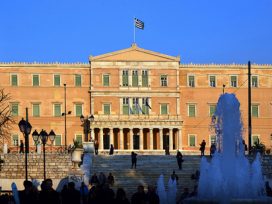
left=90, top=154, right=201, bottom=199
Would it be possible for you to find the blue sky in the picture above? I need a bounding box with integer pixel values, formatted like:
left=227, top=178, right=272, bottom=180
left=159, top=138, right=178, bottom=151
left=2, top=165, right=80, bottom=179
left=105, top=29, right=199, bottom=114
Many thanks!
left=0, top=0, right=271, bottom=64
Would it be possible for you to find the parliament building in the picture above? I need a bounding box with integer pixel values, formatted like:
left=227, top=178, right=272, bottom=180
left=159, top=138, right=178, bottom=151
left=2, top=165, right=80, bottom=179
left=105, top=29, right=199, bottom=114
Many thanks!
left=1, top=44, right=272, bottom=153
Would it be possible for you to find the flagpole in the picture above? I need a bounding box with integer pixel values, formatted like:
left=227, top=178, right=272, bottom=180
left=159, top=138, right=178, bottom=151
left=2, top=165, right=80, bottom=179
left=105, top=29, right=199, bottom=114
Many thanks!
left=133, top=17, right=135, bottom=43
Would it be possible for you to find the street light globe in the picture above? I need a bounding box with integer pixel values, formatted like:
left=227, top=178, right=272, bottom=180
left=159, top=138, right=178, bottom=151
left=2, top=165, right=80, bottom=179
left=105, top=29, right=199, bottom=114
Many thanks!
left=18, top=118, right=26, bottom=133
left=32, top=130, right=40, bottom=143
left=48, top=130, right=56, bottom=143
left=80, top=114, right=84, bottom=123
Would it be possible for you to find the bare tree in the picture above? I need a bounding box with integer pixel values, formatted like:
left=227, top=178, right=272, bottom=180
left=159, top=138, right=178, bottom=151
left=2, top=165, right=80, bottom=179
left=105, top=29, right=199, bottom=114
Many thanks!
left=0, top=89, right=14, bottom=147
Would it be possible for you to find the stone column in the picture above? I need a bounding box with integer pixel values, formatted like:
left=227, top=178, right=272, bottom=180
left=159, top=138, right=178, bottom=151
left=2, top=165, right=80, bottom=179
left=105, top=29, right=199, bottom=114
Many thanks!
left=109, top=128, right=114, bottom=147
left=139, top=128, right=143, bottom=150
left=169, top=128, right=173, bottom=151
left=178, top=128, right=182, bottom=150
left=130, top=128, right=134, bottom=150
left=149, top=128, right=153, bottom=150
left=159, top=128, right=163, bottom=150
left=120, top=128, right=124, bottom=150
left=99, top=128, right=103, bottom=150
left=129, top=70, right=132, bottom=87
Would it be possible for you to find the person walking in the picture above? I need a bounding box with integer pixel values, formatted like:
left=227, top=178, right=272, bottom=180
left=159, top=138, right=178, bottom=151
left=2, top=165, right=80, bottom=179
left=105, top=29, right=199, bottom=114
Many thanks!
left=131, top=151, right=137, bottom=169
left=109, top=144, right=114, bottom=155
left=176, top=151, right=184, bottom=170
left=19, top=140, right=24, bottom=153
left=199, top=139, right=206, bottom=156
left=94, top=140, right=99, bottom=155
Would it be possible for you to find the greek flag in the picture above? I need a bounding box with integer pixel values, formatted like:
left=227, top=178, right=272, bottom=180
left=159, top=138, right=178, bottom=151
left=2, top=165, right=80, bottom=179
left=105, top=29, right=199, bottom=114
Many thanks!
left=145, top=98, right=152, bottom=109
left=136, top=103, right=144, bottom=114
left=134, top=18, right=144, bottom=30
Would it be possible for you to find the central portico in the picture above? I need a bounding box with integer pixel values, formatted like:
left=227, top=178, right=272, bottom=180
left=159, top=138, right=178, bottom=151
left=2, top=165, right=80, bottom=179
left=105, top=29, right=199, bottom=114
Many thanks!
left=89, top=44, right=183, bottom=152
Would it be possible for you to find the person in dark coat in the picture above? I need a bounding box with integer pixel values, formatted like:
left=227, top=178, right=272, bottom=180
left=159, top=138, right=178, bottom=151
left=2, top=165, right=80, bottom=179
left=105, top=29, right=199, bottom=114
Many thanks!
left=61, top=182, right=80, bottom=204
left=19, top=180, right=39, bottom=204
left=39, top=179, right=60, bottom=204
left=89, top=173, right=99, bottom=186
left=114, top=188, right=130, bottom=204
left=94, top=140, right=99, bottom=155
left=199, top=140, right=206, bottom=156
left=107, top=172, right=114, bottom=186
left=146, top=185, right=159, bottom=204
left=109, top=144, right=114, bottom=155
left=210, top=143, right=216, bottom=158
left=131, top=185, right=146, bottom=204
left=176, top=151, right=184, bottom=170
left=19, top=140, right=24, bottom=153
left=131, top=151, right=138, bottom=169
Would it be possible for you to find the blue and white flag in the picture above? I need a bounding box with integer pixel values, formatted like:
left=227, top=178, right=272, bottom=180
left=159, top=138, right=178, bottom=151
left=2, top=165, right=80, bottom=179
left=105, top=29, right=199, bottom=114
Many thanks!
left=134, top=18, right=144, bottom=30
left=136, top=102, right=144, bottom=114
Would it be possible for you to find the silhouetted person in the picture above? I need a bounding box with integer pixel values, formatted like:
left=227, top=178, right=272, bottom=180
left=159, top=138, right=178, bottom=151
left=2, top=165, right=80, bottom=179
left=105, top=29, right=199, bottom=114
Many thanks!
left=210, top=143, right=216, bottom=157
left=177, top=187, right=190, bottom=204
left=94, top=140, right=99, bottom=155
left=89, top=173, right=99, bottom=186
left=243, top=139, right=248, bottom=154
left=146, top=185, right=159, bottom=204
left=265, top=181, right=272, bottom=197
left=165, top=145, right=170, bottom=155
left=176, top=151, right=184, bottom=170
left=62, top=182, right=80, bottom=204
left=171, top=170, right=179, bottom=182
left=109, top=144, right=114, bottom=155
left=200, top=140, right=206, bottom=156
left=131, top=151, right=137, bottom=169
left=131, top=185, right=146, bottom=204
left=80, top=182, right=89, bottom=204
left=19, top=180, right=39, bottom=204
left=107, top=172, right=114, bottom=186
left=114, top=188, right=130, bottom=204
left=19, top=140, right=24, bottom=153
left=39, top=179, right=60, bottom=204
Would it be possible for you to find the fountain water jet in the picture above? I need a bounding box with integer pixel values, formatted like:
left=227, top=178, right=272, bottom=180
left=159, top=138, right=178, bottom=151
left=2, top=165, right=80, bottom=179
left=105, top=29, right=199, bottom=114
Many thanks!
left=188, top=94, right=270, bottom=203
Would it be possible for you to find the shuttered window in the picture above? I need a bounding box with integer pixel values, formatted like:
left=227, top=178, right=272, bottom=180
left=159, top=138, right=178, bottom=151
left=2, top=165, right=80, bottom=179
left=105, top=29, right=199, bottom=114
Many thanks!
left=189, top=135, right=196, bottom=146
left=12, top=134, right=19, bottom=146
left=75, top=104, right=82, bottom=117
left=54, top=104, right=61, bottom=117
left=160, top=104, right=168, bottom=115
left=142, top=70, right=148, bottom=87
left=209, top=105, right=216, bottom=117
left=188, top=104, right=196, bottom=117
left=75, top=135, right=83, bottom=145
left=33, top=104, right=40, bottom=117
left=123, top=98, right=129, bottom=115
left=252, top=105, right=259, bottom=117
left=230, top=76, right=237, bottom=87
left=103, top=74, right=110, bottom=86
left=188, top=76, right=195, bottom=87
left=103, top=104, right=110, bottom=115
left=252, top=76, right=258, bottom=87
left=54, top=135, right=61, bottom=146
left=11, top=74, right=18, bottom=86
left=11, top=103, right=19, bottom=116
left=75, top=74, right=82, bottom=87
left=122, top=70, right=128, bottom=86
left=209, top=76, right=216, bottom=87
left=132, top=70, right=138, bottom=87
left=54, top=74, right=61, bottom=86
left=33, top=75, right=39, bottom=86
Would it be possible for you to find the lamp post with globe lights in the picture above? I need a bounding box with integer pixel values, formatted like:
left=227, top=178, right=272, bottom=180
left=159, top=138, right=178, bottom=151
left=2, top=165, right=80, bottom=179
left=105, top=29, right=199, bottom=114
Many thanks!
left=32, top=129, right=56, bottom=180
left=18, top=116, right=32, bottom=181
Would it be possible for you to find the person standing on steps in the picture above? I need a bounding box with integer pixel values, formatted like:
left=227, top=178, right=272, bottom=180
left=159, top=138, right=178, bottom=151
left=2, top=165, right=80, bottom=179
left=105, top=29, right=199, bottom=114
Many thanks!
left=176, top=151, right=184, bottom=170
left=19, top=140, right=24, bottom=153
left=109, top=144, right=114, bottom=155
left=94, top=140, right=99, bottom=155
left=200, top=139, right=206, bottom=156
left=131, top=151, right=137, bottom=169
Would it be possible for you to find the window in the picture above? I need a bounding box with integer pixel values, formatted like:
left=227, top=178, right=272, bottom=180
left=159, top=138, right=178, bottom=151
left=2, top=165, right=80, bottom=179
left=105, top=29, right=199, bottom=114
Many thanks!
left=32, top=103, right=40, bottom=117
left=252, top=135, right=260, bottom=146
left=188, top=75, right=195, bottom=87
left=252, top=76, right=258, bottom=88
left=210, top=135, right=216, bottom=146
left=251, top=105, right=259, bottom=118
left=209, top=105, right=216, bottom=117
left=75, top=135, right=83, bottom=145
left=54, top=74, right=61, bottom=86
left=75, top=74, right=82, bottom=87
left=132, top=70, right=138, bottom=87
left=33, top=74, right=40, bottom=86
left=230, top=76, right=237, bottom=87
left=122, top=98, right=129, bottom=115
left=209, top=76, right=216, bottom=87
left=54, top=135, right=61, bottom=146
left=11, top=74, right=18, bottom=86
left=132, top=98, right=139, bottom=114
left=54, top=104, right=61, bottom=117
left=103, top=104, right=110, bottom=115
left=12, top=134, right=19, bottom=146
left=103, top=74, right=110, bottom=86
left=189, top=135, right=196, bottom=147
left=188, top=104, right=196, bottom=117
left=160, top=104, right=168, bottom=115
left=160, top=75, right=167, bottom=87
left=122, top=70, right=128, bottom=86
left=142, top=98, right=149, bottom=114
left=75, top=104, right=83, bottom=117
left=142, top=70, right=148, bottom=87
left=11, top=103, right=19, bottom=116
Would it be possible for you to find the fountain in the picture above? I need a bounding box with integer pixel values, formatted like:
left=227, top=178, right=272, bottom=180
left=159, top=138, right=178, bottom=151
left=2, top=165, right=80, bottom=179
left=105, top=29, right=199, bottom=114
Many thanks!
left=185, top=93, right=271, bottom=204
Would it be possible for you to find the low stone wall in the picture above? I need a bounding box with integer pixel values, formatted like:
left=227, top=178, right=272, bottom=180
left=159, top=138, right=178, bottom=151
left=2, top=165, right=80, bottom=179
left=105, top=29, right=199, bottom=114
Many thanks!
left=0, top=153, right=73, bottom=179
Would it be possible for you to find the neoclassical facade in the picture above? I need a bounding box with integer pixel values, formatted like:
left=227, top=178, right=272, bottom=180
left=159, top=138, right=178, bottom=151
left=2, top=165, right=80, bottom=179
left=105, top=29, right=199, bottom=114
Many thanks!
left=0, top=44, right=272, bottom=153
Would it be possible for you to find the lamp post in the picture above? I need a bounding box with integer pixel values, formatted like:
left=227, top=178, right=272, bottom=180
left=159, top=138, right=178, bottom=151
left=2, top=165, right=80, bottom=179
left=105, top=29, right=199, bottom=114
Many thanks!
left=62, top=83, right=71, bottom=150
left=32, top=129, right=56, bottom=180
left=18, top=117, right=32, bottom=181
left=80, top=114, right=94, bottom=141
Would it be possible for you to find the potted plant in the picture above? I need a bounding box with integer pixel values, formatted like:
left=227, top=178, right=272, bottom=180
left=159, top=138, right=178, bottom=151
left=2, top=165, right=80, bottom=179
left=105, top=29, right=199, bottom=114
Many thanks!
left=0, top=157, right=4, bottom=171
left=71, top=139, right=84, bottom=167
